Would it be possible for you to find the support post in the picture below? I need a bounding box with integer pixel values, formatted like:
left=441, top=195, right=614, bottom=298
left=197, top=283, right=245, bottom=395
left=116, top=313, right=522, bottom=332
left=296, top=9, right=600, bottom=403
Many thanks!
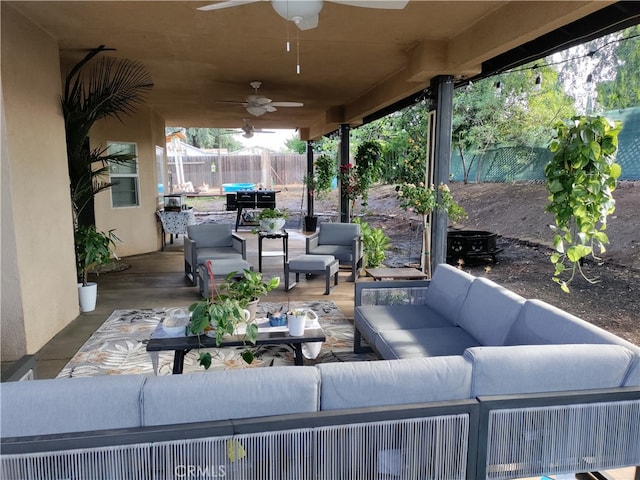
left=306, top=141, right=314, bottom=218
left=429, top=75, right=454, bottom=273
left=339, top=124, right=350, bottom=223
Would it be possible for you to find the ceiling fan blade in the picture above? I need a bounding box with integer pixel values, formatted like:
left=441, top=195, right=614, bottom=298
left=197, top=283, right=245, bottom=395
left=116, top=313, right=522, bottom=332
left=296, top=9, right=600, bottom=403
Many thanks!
left=270, top=102, right=304, bottom=107
left=264, top=105, right=278, bottom=112
left=197, top=0, right=263, bottom=11
left=330, top=0, right=408, bottom=9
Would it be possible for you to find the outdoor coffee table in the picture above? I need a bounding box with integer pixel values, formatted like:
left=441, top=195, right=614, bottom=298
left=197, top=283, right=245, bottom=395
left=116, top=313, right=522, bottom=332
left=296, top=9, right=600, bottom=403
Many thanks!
left=146, top=318, right=325, bottom=374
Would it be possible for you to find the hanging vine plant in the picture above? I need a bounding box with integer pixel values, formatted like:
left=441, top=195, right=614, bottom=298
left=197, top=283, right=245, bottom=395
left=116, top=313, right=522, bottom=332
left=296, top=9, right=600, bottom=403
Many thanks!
left=544, top=115, right=622, bottom=293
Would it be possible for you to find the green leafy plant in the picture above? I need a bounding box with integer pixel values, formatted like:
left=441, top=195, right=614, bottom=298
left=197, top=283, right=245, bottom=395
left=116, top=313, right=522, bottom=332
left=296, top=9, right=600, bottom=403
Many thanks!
left=353, top=218, right=391, bottom=268
left=304, top=154, right=336, bottom=199
left=545, top=115, right=622, bottom=292
left=74, top=225, right=120, bottom=286
left=219, top=269, right=280, bottom=304
left=187, top=264, right=266, bottom=368
left=396, top=182, right=466, bottom=274
left=339, top=140, right=383, bottom=210
left=188, top=296, right=257, bottom=368
left=255, top=208, right=289, bottom=220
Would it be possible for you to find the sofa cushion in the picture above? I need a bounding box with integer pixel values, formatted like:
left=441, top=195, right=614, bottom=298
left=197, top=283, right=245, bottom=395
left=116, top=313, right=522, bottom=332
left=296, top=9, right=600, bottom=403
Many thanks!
left=142, top=366, right=320, bottom=426
left=376, top=327, right=481, bottom=360
left=457, top=277, right=525, bottom=346
left=355, top=305, right=453, bottom=344
left=465, top=344, right=636, bottom=397
left=307, top=244, right=353, bottom=263
left=187, top=224, right=232, bottom=247
left=317, top=222, right=360, bottom=246
left=0, top=375, right=146, bottom=437
left=505, top=299, right=640, bottom=352
left=317, top=356, right=472, bottom=410
left=423, top=263, right=475, bottom=324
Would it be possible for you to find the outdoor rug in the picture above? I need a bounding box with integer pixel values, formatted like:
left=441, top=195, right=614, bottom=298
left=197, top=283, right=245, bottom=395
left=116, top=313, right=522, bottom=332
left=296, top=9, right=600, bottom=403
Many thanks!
left=57, top=301, right=376, bottom=378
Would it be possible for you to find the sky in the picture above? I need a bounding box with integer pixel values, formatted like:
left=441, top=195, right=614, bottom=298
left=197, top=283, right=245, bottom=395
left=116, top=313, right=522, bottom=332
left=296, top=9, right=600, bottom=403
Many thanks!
left=234, top=129, right=298, bottom=152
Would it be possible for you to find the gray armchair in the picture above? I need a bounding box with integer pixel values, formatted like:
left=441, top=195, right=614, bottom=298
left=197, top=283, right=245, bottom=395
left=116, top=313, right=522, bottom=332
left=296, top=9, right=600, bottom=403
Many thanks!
left=306, top=222, right=363, bottom=281
left=184, top=224, right=246, bottom=286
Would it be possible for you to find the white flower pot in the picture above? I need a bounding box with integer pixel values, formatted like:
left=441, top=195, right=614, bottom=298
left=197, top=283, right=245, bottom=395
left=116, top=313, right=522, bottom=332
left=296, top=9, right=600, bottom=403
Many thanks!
left=259, top=218, right=286, bottom=233
left=78, top=282, right=98, bottom=312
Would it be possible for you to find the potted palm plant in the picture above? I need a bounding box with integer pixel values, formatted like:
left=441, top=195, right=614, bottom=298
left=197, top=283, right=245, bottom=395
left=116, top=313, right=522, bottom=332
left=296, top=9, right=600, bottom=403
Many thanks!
left=74, top=225, right=120, bottom=312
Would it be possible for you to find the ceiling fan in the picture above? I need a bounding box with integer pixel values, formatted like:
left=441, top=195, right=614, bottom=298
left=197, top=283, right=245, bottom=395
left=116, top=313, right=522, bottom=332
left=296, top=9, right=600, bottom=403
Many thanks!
left=198, top=0, right=409, bottom=31
left=225, top=119, right=276, bottom=138
left=220, top=81, right=303, bottom=117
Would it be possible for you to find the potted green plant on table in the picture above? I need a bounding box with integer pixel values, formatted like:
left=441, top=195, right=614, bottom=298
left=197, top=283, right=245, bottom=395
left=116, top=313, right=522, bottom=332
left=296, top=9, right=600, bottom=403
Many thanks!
left=255, top=208, right=289, bottom=233
left=219, top=269, right=280, bottom=320
left=188, top=262, right=259, bottom=368
left=74, top=225, right=120, bottom=312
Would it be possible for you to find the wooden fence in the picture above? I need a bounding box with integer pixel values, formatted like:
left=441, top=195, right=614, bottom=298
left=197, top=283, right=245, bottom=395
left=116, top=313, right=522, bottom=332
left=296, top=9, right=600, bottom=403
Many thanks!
left=168, top=154, right=311, bottom=193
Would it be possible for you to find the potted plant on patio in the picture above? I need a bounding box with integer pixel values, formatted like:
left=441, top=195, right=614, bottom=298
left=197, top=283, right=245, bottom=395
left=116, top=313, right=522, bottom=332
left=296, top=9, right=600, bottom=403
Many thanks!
left=303, top=153, right=335, bottom=231
left=187, top=261, right=258, bottom=368
left=74, top=225, right=120, bottom=312
left=256, top=207, right=289, bottom=233
left=219, top=269, right=280, bottom=320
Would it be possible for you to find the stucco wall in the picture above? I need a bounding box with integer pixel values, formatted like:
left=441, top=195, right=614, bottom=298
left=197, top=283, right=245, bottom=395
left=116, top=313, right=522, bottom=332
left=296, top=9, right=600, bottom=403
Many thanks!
left=91, top=108, right=166, bottom=256
left=1, top=5, right=79, bottom=359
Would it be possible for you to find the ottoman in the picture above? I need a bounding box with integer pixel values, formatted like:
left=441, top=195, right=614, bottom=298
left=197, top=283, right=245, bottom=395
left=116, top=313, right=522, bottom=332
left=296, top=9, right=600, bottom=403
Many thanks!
left=285, top=254, right=339, bottom=295
left=198, top=259, right=253, bottom=298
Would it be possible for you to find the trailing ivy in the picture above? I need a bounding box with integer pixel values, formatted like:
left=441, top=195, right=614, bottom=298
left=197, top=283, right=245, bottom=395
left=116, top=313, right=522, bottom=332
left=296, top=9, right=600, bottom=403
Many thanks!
left=544, top=115, right=622, bottom=292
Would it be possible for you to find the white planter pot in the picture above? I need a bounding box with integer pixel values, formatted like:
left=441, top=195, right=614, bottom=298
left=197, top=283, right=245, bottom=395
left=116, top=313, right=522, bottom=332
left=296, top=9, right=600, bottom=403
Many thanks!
left=78, top=282, right=98, bottom=312
left=259, top=218, right=286, bottom=233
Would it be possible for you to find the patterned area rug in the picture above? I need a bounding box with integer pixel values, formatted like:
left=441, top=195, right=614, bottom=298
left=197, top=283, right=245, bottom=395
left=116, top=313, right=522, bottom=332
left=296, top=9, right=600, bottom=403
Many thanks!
left=57, top=301, right=376, bottom=378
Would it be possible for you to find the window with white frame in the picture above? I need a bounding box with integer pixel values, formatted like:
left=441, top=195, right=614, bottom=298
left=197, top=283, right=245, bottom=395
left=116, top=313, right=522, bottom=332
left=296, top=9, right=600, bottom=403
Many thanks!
left=107, top=142, right=139, bottom=208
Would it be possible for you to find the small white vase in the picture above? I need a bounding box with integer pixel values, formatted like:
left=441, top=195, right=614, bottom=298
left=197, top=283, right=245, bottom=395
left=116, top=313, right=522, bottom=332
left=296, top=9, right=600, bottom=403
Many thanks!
left=78, top=282, right=97, bottom=312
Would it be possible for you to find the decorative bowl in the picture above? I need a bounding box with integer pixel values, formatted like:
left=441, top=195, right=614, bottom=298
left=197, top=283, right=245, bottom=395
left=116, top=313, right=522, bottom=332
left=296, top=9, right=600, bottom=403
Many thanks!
left=267, top=312, right=287, bottom=327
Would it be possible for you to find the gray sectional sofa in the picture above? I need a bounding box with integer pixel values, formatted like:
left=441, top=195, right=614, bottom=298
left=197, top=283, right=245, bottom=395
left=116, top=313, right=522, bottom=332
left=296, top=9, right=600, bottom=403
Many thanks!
left=2, top=264, right=639, bottom=479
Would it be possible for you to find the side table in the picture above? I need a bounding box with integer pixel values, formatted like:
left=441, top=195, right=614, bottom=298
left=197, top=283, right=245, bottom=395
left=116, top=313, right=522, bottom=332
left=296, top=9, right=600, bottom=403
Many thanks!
left=258, top=230, right=288, bottom=272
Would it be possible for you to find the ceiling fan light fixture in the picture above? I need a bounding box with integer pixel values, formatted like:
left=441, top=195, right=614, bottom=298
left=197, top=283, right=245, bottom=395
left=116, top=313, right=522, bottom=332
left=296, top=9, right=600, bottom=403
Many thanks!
left=246, top=105, right=266, bottom=116
left=271, top=0, right=323, bottom=22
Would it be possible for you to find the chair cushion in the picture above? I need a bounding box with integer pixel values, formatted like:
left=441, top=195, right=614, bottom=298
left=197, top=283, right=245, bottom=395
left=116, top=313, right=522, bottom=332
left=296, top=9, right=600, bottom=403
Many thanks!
left=423, top=263, right=475, bottom=324
left=187, top=224, right=233, bottom=247
left=465, top=344, right=636, bottom=396
left=289, top=254, right=335, bottom=270
left=457, top=277, right=525, bottom=346
left=0, top=375, right=146, bottom=437
left=375, top=327, right=481, bottom=360
left=307, top=245, right=353, bottom=262
left=317, top=222, right=360, bottom=246
left=142, top=367, right=321, bottom=425
left=317, top=356, right=472, bottom=410
left=196, top=247, right=243, bottom=263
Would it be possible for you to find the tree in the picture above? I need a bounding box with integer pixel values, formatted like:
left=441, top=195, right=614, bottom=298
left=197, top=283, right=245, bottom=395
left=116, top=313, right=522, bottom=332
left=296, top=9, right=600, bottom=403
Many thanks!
left=286, top=135, right=307, bottom=153
left=452, top=64, right=575, bottom=183
left=62, top=45, right=153, bottom=227
left=182, top=127, right=242, bottom=151
left=597, top=26, right=640, bottom=110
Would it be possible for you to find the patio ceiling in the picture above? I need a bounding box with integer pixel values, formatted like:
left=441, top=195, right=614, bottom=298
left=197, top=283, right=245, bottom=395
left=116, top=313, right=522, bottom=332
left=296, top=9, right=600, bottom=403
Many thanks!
left=8, top=1, right=636, bottom=139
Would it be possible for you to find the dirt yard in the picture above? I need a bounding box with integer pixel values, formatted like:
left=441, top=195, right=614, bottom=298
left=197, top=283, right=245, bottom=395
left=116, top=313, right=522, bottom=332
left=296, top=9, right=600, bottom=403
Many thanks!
left=194, top=181, right=639, bottom=346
